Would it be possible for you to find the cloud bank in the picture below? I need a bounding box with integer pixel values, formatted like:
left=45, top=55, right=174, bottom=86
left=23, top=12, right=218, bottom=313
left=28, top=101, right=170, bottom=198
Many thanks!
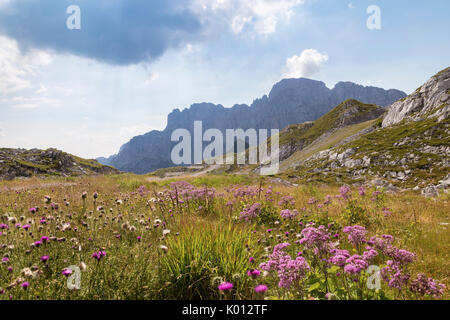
left=0, top=0, right=201, bottom=65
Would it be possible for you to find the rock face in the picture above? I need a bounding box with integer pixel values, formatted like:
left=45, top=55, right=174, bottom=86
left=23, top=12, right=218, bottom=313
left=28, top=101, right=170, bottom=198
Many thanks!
left=0, top=148, right=119, bottom=180
left=290, top=67, right=450, bottom=195
left=100, top=78, right=406, bottom=173
left=383, top=67, right=450, bottom=127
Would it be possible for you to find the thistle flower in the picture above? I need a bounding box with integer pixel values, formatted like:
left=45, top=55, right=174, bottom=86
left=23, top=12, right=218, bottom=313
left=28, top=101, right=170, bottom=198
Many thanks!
left=62, top=269, right=73, bottom=276
left=218, top=282, right=233, bottom=291
left=41, top=256, right=49, bottom=262
left=254, top=284, right=268, bottom=293
left=21, top=282, right=30, bottom=290
left=92, top=251, right=106, bottom=261
left=247, top=269, right=261, bottom=279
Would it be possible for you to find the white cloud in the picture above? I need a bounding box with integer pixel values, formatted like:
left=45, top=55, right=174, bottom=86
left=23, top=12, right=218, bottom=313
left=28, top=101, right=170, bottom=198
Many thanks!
left=282, top=49, right=329, bottom=79
left=191, top=0, right=304, bottom=35
left=0, top=36, right=53, bottom=93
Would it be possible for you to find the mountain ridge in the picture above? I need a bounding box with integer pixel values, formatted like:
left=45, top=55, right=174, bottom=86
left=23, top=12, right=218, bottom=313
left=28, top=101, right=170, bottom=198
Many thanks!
left=99, top=77, right=406, bottom=173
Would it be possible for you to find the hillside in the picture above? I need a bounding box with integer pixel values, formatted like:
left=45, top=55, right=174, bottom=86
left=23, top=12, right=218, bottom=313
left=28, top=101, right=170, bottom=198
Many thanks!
left=0, top=148, right=119, bottom=180
left=277, top=99, right=386, bottom=163
left=99, top=78, right=405, bottom=173
left=285, top=67, right=449, bottom=195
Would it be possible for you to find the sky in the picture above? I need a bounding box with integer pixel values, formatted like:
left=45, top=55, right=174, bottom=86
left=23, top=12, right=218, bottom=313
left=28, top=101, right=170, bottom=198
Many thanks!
left=0, top=0, right=449, bottom=159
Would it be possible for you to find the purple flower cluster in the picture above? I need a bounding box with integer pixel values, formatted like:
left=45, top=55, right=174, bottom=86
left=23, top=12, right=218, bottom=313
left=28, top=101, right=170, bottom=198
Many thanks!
left=239, top=203, right=261, bottom=221
left=260, top=243, right=310, bottom=288
left=343, top=255, right=368, bottom=274
left=92, top=250, right=106, bottom=261
left=299, top=226, right=331, bottom=255
left=280, top=209, right=298, bottom=220
left=329, top=249, right=350, bottom=267
left=409, top=273, right=446, bottom=298
left=278, top=195, right=295, bottom=207
left=343, top=225, right=367, bottom=247
left=339, top=186, right=352, bottom=200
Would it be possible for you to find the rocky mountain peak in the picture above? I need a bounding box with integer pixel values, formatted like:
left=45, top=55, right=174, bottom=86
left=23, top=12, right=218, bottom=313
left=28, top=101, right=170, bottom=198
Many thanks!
left=383, top=67, right=450, bottom=127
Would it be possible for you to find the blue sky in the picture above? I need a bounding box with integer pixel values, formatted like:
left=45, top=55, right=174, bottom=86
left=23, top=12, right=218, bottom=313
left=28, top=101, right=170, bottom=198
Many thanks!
left=0, top=0, right=449, bottom=159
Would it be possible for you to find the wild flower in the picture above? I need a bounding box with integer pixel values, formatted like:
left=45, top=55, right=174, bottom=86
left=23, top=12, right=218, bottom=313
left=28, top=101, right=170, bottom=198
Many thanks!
left=280, top=209, right=298, bottom=220
left=254, top=284, right=268, bottom=293
left=343, top=225, right=367, bottom=247
left=381, top=262, right=410, bottom=290
left=260, top=242, right=310, bottom=289
left=22, top=224, right=31, bottom=230
left=33, top=241, right=43, bottom=247
left=62, top=269, right=73, bottom=276
left=362, top=248, right=378, bottom=263
left=329, top=249, right=350, bottom=267
left=92, top=251, right=106, bottom=261
left=343, top=255, right=368, bottom=275
left=409, top=273, right=446, bottom=298
left=239, top=203, right=261, bottom=221
left=247, top=269, right=261, bottom=279
left=358, top=187, right=366, bottom=196
left=339, top=186, right=352, bottom=200
left=278, top=195, right=295, bottom=207
left=40, top=256, right=49, bottom=262
left=29, top=207, right=37, bottom=214
left=299, top=226, right=331, bottom=255
left=218, top=282, right=233, bottom=291
left=21, top=282, right=30, bottom=290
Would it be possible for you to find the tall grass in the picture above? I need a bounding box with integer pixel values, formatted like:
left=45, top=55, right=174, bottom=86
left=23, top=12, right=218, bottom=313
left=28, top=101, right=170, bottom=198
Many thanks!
left=157, top=217, right=260, bottom=299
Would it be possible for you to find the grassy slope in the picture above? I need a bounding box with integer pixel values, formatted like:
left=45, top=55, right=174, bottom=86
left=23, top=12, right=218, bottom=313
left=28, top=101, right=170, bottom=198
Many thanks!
left=280, top=119, right=377, bottom=171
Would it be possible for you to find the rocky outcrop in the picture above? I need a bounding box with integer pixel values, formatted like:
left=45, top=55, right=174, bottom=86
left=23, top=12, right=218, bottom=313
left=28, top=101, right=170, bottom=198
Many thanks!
left=383, top=67, right=450, bottom=127
left=287, top=67, right=450, bottom=196
left=100, top=78, right=406, bottom=173
left=0, top=148, right=119, bottom=180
